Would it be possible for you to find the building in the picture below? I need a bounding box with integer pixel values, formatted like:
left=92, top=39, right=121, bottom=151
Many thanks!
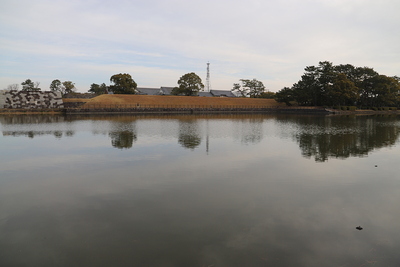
left=209, top=90, right=236, bottom=97
left=136, top=87, right=236, bottom=97
left=136, top=87, right=161, bottom=95
left=159, top=87, right=175, bottom=95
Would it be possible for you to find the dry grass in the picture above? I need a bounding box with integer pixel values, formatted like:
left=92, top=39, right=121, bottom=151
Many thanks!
left=79, top=94, right=285, bottom=108
left=62, top=98, right=89, bottom=103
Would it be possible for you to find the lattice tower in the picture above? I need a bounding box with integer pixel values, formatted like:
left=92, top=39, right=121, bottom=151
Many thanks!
left=206, top=62, right=211, bottom=92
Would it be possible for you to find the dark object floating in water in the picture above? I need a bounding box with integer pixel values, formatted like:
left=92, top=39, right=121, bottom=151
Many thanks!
left=375, top=165, right=378, bottom=167
left=356, top=226, right=363, bottom=230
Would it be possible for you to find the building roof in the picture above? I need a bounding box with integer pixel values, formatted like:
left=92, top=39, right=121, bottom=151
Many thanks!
left=210, top=90, right=236, bottom=97
left=198, top=91, right=213, bottom=97
left=160, top=87, right=175, bottom=95
left=136, top=87, right=161, bottom=95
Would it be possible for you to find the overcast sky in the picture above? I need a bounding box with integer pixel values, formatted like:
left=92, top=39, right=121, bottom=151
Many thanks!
left=1, top=0, right=399, bottom=92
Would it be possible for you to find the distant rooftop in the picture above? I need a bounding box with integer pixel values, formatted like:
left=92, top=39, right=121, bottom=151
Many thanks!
left=134, top=87, right=236, bottom=97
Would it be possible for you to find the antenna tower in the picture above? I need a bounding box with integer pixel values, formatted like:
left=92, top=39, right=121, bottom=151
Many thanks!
left=206, top=62, right=211, bottom=92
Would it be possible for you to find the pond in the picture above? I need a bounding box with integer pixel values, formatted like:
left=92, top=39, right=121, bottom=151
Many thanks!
left=1, top=114, right=400, bottom=266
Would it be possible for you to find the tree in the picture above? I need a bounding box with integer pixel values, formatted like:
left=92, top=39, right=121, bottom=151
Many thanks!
left=231, top=83, right=248, bottom=97
left=49, top=80, right=76, bottom=95
left=275, top=87, right=295, bottom=105
left=231, top=79, right=265, bottom=98
left=171, top=72, right=204, bottom=96
left=50, top=79, right=63, bottom=92
left=62, top=81, right=76, bottom=95
left=258, top=91, right=276, bottom=99
left=367, top=75, right=400, bottom=107
left=109, top=73, right=137, bottom=94
left=21, top=79, right=41, bottom=91
left=325, top=73, right=359, bottom=106
left=6, top=84, right=19, bottom=90
left=89, top=83, right=108, bottom=95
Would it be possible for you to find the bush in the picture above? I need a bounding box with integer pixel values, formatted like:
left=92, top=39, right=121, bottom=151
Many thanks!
left=348, top=106, right=357, bottom=111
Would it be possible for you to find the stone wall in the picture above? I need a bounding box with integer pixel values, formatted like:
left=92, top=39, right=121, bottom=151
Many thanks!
left=0, top=90, right=63, bottom=109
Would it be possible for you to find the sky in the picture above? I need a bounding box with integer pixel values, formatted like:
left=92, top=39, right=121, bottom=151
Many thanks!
left=1, top=0, right=399, bottom=93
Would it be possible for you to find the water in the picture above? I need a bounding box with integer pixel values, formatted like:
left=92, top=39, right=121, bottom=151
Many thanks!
left=1, top=114, right=400, bottom=266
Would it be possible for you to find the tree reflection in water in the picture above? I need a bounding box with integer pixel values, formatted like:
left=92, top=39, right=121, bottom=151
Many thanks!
left=2, top=114, right=400, bottom=161
left=233, top=117, right=264, bottom=144
left=178, top=118, right=201, bottom=150
left=108, top=121, right=137, bottom=149
left=276, top=114, right=400, bottom=162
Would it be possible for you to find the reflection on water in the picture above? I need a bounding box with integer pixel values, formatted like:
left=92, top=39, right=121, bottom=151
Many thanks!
left=1, top=114, right=400, bottom=266
left=2, top=114, right=400, bottom=161
left=108, top=119, right=137, bottom=149
left=275, top=115, right=400, bottom=161
left=178, top=118, right=201, bottom=149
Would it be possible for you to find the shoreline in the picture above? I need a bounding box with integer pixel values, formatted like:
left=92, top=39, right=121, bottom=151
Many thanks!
left=1, top=107, right=399, bottom=115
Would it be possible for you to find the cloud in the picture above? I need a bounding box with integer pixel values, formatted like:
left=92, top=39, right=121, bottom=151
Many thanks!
left=1, top=0, right=399, bottom=92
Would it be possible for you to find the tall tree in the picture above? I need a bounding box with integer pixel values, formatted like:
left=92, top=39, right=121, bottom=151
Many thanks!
left=49, top=80, right=76, bottom=95
left=50, top=79, right=63, bottom=92
left=275, top=61, right=399, bottom=108
left=62, top=81, right=76, bottom=95
left=325, top=73, right=359, bottom=106
left=231, top=79, right=265, bottom=98
left=171, top=72, right=204, bottom=96
left=274, top=87, right=295, bottom=105
left=21, top=79, right=41, bottom=91
left=368, top=75, right=400, bottom=107
left=109, top=73, right=137, bottom=94
left=231, top=82, right=248, bottom=97
left=89, top=83, right=108, bottom=95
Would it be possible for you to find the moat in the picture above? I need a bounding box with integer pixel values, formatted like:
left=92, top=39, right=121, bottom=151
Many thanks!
left=1, top=114, right=400, bottom=266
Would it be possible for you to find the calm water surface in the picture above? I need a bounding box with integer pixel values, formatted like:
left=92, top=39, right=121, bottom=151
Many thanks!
left=1, top=114, right=400, bottom=266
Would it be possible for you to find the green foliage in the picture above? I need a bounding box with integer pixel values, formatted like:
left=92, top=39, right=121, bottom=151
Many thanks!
left=231, top=83, right=246, bottom=97
left=50, top=79, right=62, bottom=92
left=275, top=87, right=295, bottom=105
left=275, top=61, right=400, bottom=107
left=109, top=73, right=137, bottom=94
left=231, top=79, right=265, bottom=98
left=50, top=79, right=76, bottom=95
left=62, top=81, right=76, bottom=95
left=171, top=72, right=204, bottom=96
left=21, top=79, right=41, bottom=91
left=325, top=73, right=359, bottom=106
left=89, top=83, right=108, bottom=95
left=257, top=91, right=276, bottom=99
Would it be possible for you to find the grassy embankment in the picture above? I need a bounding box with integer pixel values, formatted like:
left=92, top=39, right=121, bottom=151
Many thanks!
left=64, top=94, right=287, bottom=108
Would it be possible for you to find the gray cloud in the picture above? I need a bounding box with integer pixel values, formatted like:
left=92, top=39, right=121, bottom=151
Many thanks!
left=1, top=0, right=399, bottom=92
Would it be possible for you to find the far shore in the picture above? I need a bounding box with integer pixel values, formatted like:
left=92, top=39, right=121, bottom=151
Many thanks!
left=1, top=107, right=400, bottom=116
left=1, top=94, right=399, bottom=115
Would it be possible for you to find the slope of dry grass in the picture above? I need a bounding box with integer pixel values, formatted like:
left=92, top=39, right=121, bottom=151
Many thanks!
left=78, top=94, right=285, bottom=108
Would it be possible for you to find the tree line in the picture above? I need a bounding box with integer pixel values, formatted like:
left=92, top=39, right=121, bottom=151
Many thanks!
left=6, top=79, right=77, bottom=96
left=6, top=61, right=398, bottom=107
left=5, top=73, right=275, bottom=98
left=275, top=61, right=400, bottom=108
